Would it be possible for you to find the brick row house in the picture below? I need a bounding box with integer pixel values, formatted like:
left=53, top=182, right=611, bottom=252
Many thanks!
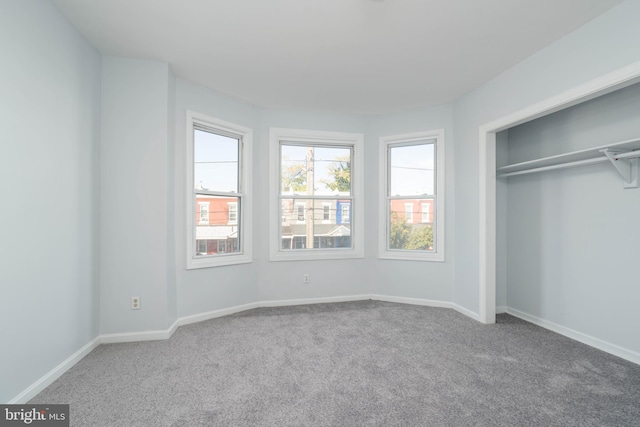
left=389, top=199, right=434, bottom=225
left=194, top=195, right=434, bottom=254
left=195, top=196, right=239, bottom=255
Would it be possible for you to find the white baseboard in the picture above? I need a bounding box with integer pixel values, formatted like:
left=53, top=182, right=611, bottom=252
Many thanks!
left=506, top=307, right=640, bottom=365
left=371, top=294, right=452, bottom=308
left=452, top=303, right=481, bottom=321
left=371, top=294, right=482, bottom=322
left=100, top=321, right=179, bottom=344
left=9, top=337, right=101, bottom=404
left=260, top=294, right=371, bottom=308
left=178, top=302, right=258, bottom=327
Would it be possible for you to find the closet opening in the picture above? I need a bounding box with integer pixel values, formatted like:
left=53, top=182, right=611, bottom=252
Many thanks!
left=478, top=61, right=640, bottom=326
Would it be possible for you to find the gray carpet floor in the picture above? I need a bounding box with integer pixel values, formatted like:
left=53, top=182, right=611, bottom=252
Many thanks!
left=31, top=300, right=640, bottom=426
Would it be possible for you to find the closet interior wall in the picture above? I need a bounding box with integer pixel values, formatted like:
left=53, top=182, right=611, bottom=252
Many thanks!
left=496, top=82, right=640, bottom=355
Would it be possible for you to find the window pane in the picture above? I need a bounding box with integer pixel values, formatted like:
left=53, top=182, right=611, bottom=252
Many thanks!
left=280, top=198, right=352, bottom=250
left=388, top=199, right=434, bottom=252
left=194, top=129, right=239, bottom=192
left=194, top=195, right=241, bottom=256
left=389, top=142, right=434, bottom=196
left=280, top=145, right=351, bottom=196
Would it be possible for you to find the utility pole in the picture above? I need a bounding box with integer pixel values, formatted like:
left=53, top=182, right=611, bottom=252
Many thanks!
left=306, top=147, right=314, bottom=249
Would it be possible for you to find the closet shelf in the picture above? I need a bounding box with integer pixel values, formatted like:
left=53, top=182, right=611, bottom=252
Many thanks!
left=496, top=137, right=640, bottom=188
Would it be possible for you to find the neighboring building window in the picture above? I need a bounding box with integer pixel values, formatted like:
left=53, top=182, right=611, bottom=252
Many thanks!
left=294, top=236, right=305, bottom=249
left=198, top=203, right=209, bottom=224
left=421, top=203, right=430, bottom=223
left=404, top=203, right=413, bottom=223
left=379, top=130, right=445, bottom=261
left=228, top=202, right=238, bottom=225
left=186, top=111, right=253, bottom=269
left=340, top=203, right=350, bottom=224
left=270, top=128, right=364, bottom=261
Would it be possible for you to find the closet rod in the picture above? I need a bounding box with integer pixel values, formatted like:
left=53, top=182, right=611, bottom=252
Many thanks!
left=497, top=157, right=607, bottom=178
left=613, top=150, right=640, bottom=160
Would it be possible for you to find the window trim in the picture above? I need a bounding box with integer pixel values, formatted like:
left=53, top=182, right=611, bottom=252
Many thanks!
left=186, top=110, right=252, bottom=269
left=269, top=127, right=364, bottom=261
left=379, top=129, right=445, bottom=262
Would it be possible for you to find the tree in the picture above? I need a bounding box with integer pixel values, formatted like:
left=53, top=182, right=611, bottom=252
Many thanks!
left=389, top=213, right=434, bottom=251
left=321, top=156, right=351, bottom=192
left=406, top=225, right=434, bottom=250
left=282, top=154, right=351, bottom=193
left=281, top=163, right=307, bottom=192
left=389, top=212, right=412, bottom=249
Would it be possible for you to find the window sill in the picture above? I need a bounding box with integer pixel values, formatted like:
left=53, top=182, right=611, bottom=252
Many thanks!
left=379, top=251, right=444, bottom=262
left=186, top=253, right=252, bottom=269
left=270, top=248, right=364, bottom=262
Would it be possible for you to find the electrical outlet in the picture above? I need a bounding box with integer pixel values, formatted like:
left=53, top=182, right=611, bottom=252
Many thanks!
left=303, top=274, right=310, bottom=283
left=131, top=296, right=141, bottom=310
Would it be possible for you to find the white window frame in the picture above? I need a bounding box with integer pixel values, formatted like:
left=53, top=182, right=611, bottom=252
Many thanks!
left=269, top=127, right=364, bottom=261
left=186, top=110, right=252, bottom=269
left=379, top=129, right=445, bottom=262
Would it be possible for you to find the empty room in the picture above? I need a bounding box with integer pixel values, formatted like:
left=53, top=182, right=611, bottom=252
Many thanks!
left=1, top=0, right=639, bottom=425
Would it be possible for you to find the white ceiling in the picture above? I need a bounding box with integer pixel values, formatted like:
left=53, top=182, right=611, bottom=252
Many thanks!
left=51, top=0, right=622, bottom=114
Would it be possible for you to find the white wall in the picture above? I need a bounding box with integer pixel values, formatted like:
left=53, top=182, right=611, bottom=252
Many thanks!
left=367, top=105, right=455, bottom=301
left=100, top=57, right=176, bottom=334
left=167, top=70, right=178, bottom=323
left=174, top=79, right=260, bottom=317
left=453, top=0, right=640, bottom=315
left=256, top=109, right=370, bottom=301
left=503, top=83, right=640, bottom=354
left=0, top=0, right=101, bottom=402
